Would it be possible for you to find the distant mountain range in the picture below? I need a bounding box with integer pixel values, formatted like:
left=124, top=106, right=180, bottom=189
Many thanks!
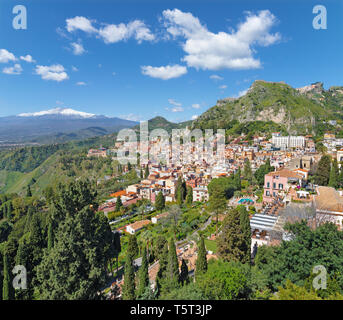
left=0, top=108, right=138, bottom=144
left=2, top=80, right=343, bottom=146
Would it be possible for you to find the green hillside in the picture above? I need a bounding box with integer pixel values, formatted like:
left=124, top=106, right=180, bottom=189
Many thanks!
left=193, top=80, right=343, bottom=135
left=133, top=116, right=192, bottom=133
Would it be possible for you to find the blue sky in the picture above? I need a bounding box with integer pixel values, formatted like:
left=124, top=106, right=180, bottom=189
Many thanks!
left=0, top=0, right=343, bottom=122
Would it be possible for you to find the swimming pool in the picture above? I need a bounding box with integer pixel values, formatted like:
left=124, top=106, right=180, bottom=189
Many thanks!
left=238, top=198, right=254, bottom=204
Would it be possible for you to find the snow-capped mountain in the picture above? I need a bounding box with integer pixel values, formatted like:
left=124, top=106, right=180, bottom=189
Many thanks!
left=0, top=108, right=138, bottom=144
left=18, top=108, right=97, bottom=119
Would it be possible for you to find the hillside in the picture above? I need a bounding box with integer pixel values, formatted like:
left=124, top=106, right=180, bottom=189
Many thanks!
left=132, top=116, right=192, bottom=133
left=193, top=80, right=343, bottom=135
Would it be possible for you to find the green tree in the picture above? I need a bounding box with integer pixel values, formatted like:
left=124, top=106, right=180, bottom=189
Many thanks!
left=256, top=221, right=343, bottom=292
left=36, top=207, right=114, bottom=299
left=127, top=234, right=139, bottom=261
left=239, top=205, right=251, bottom=264
left=155, top=191, right=165, bottom=212
left=329, top=158, right=339, bottom=188
left=26, top=185, right=32, bottom=197
left=115, top=196, right=123, bottom=211
left=217, top=208, right=250, bottom=263
left=195, top=236, right=207, bottom=277
left=186, top=186, right=193, bottom=206
left=179, top=259, right=189, bottom=286
left=47, top=222, right=54, bottom=251
left=165, top=239, right=179, bottom=290
left=243, top=159, right=253, bottom=184
left=137, top=246, right=149, bottom=298
left=144, top=165, right=149, bottom=179
left=314, top=155, right=331, bottom=186
left=175, top=177, right=186, bottom=205
left=15, top=238, right=34, bottom=300
left=155, top=242, right=169, bottom=297
left=122, top=254, right=136, bottom=300
left=196, top=259, right=248, bottom=300
left=2, top=252, right=14, bottom=300
left=208, top=185, right=227, bottom=235
left=233, top=167, right=242, bottom=190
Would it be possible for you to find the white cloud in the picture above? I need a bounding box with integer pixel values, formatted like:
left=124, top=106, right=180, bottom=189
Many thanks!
left=191, top=115, right=198, bottom=120
left=99, top=20, right=155, bottom=44
left=210, top=74, right=223, bottom=81
left=72, top=66, right=78, bottom=72
left=3, top=63, right=22, bottom=75
left=71, top=42, right=86, bottom=55
left=141, top=64, right=187, bottom=80
left=66, top=16, right=97, bottom=33
left=171, top=106, right=184, bottom=112
left=0, top=49, right=16, bottom=63
left=237, top=89, right=248, bottom=97
left=66, top=16, right=154, bottom=44
left=162, top=9, right=281, bottom=70
left=219, top=85, right=227, bottom=89
left=76, top=81, right=87, bottom=86
left=168, top=99, right=182, bottom=107
left=20, top=55, right=35, bottom=63
left=35, top=64, right=69, bottom=82
left=120, top=113, right=143, bottom=122
left=192, top=103, right=201, bottom=109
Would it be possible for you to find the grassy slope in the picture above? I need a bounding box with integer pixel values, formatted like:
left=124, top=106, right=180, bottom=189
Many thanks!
left=194, top=81, right=332, bottom=135
left=0, top=170, right=24, bottom=193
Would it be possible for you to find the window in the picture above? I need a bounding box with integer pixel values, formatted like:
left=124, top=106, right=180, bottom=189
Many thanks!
left=273, top=182, right=276, bottom=189
left=266, top=191, right=270, bottom=196
left=279, top=183, right=283, bottom=190
left=267, top=182, right=270, bottom=188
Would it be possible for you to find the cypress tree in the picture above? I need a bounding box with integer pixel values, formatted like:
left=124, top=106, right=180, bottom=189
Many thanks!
left=144, top=165, right=149, bottom=179
left=329, top=159, right=339, bottom=189
left=2, top=252, right=14, bottom=300
left=233, top=167, right=242, bottom=190
left=314, top=155, right=331, bottom=186
left=6, top=201, right=12, bottom=220
left=156, top=242, right=168, bottom=282
left=26, top=185, right=32, bottom=197
left=113, top=231, right=121, bottom=273
left=15, top=240, right=33, bottom=300
left=166, top=239, right=179, bottom=289
left=155, top=191, right=165, bottom=212
left=239, top=206, right=252, bottom=264
left=122, top=254, right=136, bottom=300
left=195, top=236, right=207, bottom=277
left=243, top=159, right=253, bottom=183
left=137, top=246, right=149, bottom=298
left=127, top=235, right=139, bottom=261
left=217, top=208, right=249, bottom=263
left=179, top=259, right=189, bottom=285
left=186, top=186, right=193, bottom=206
left=115, top=196, right=123, bottom=211
left=47, top=222, right=54, bottom=251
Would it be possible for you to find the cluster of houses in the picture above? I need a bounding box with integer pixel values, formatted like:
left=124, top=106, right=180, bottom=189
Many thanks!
left=92, top=131, right=343, bottom=240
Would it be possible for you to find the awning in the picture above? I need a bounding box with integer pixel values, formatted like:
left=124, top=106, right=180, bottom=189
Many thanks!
left=250, top=214, right=278, bottom=231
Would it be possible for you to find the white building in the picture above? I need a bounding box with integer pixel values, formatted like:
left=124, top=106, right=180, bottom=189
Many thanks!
left=193, top=186, right=209, bottom=202
left=272, top=134, right=305, bottom=149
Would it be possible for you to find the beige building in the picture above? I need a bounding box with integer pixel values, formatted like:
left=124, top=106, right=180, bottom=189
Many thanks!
left=314, top=186, right=343, bottom=230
